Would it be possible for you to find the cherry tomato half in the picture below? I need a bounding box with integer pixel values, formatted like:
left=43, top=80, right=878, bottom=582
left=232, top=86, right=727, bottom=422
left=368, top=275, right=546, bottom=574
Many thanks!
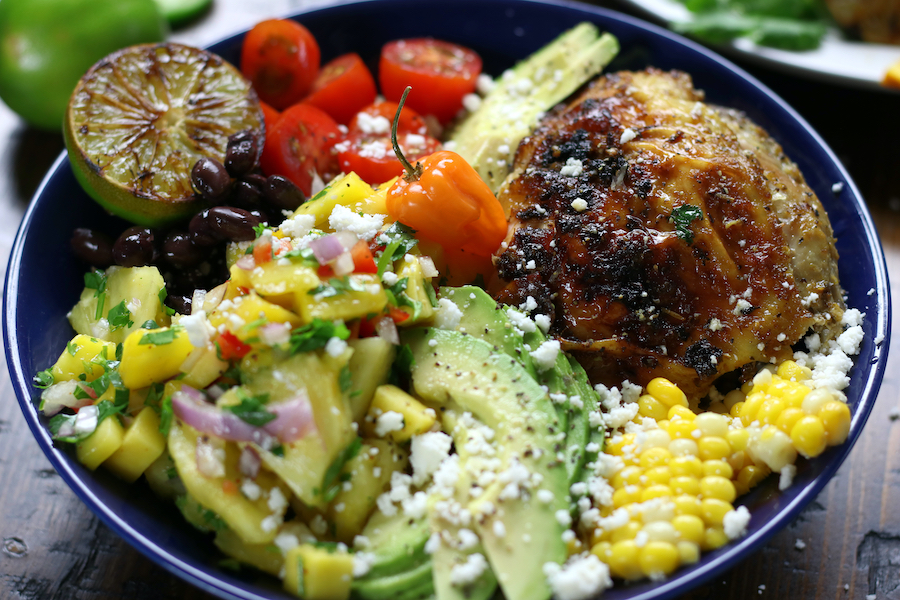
left=303, top=53, right=377, bottom=124
left=336, top=130, right=441, bottom=185
left=347, top=100, right=428, bottom=137
left=379, top=38, right=482, bottom=123
left=259, top=100, right=281, bottom=132
left=261, top=103, right=341, bottom=196
left=241, top=19, right=320, bottom=110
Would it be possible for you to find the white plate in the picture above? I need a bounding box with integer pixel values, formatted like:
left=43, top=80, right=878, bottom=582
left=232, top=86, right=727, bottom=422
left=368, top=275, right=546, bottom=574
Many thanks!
left=619, top=0, right=900, bottom=90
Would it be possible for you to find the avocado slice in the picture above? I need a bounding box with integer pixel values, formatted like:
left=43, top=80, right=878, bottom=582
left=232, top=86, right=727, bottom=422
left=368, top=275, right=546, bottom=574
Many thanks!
left=448, top=23, right=619, bottom=193
left=404, top=328, right=569, bottom=600
left=356, top=509, right=431, bottom=579
left=353, top=560, right=434, bottom=600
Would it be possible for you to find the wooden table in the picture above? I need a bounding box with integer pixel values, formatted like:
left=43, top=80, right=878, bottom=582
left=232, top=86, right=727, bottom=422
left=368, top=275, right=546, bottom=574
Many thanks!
left=0, top=1, right=897, bottom=598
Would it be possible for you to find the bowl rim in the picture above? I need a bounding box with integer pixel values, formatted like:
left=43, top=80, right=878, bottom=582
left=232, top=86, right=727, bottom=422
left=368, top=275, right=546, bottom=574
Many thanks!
left=3, top=0, right=892, bottom=599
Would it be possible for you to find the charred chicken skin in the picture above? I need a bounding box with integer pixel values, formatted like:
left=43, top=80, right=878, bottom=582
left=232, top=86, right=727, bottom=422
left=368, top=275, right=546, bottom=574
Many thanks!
left=493, top=68, right=844, bottom=398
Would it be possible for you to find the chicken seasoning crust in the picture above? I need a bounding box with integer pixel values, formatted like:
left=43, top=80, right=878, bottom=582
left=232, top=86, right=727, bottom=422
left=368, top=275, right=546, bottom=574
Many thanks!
left=493, top=68, right=844, bottom=398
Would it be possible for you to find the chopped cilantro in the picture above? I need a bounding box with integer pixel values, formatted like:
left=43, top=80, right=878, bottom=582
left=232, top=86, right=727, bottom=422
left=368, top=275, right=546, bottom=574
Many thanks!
left=672, top=205, right=704, bottom=245
left=339, top=365, right=352, bottom=393
left=424, top=282, right=438, bottom=308
left=107, top=300, right=134, bottom=330
left=66, top=340, right=79, bottom=356
left=281, top=245, right=319, bottom=267
left=33, top=368, right=54, bottom=389
left=289, top=319, right=350, bottom=355
left=84, top=270, right=108, bottom=320
left=139, top=327, right=179, bottom=346
left=158, top=287, right=176, bottom=316
left=159, top=395, right=173, bottom=437
left=270, top=444, right=285, bottom=457
left=141, top=319, right=159, bottom=329
left=253, top=223, right=269, bottom=238
left=226, top=391, right=276, bottom=427
left=389, top=344, right=415, bottom=387
left=308, top=276, right=367, bottom=299
left=321, top=437, right=363, bottom=502
left=49, top=398, right=126, bottom=443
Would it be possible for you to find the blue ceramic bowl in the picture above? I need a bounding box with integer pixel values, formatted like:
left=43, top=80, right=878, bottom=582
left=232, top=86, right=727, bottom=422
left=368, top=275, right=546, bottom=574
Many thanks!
left=3, top=1, right=891, bottom=599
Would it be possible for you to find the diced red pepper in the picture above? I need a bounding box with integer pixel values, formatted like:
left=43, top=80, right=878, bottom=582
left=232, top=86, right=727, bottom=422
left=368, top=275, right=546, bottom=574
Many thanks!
left=388, top=306, right=410, bottom=323
left=253, top=239, right=273, bottom=264
left=217, top=331, right=252, bottom=360
left=351, top=240, right=378, bottom=273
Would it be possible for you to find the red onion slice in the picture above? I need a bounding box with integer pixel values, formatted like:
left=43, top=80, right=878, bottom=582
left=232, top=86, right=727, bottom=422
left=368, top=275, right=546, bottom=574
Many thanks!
left=309, top=231, right=358, bottom=264
left=235, top=254, right=256, bottom=271
left=171, top=385, right=317, bottom=446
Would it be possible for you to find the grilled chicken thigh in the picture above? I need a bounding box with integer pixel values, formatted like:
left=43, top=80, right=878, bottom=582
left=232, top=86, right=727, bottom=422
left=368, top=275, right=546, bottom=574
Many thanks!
left=493, top=68, right=844, bottom=398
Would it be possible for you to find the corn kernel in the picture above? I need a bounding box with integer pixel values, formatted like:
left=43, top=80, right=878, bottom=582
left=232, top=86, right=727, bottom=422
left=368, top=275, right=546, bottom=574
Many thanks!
left=777, top=360, right=812, bottom=381
left=641, top=484, right=673, bottom=502
left=644, top=466, right=671, bottom=485
left=640, top=447, right=673, bottom=469
left=726, top=429, right=750, bottom=452
left=638, top=395, right=668, bottom=421
left=700, top=476, right=737, bottom=503
left=607, top=540, right=642, bottom=580
left=610, top=521, right=642, bottom=543
left=737, top=465, right=770, bottom=489
left=782, top=383, right=811, bottom=408
left=723, top=389, right=746, bottom=410
left=733, top=480, right=750, bottom=497
left=708, top=402, right=729, bottom=414
left=613, top=486, right=643, bottom=508
left=643, top=521, right=678, bottom=544
left=607, top=434, right=634, bottom=457
left=819, top=401, right=851, bottom=446
left=698, top=436, right=731, bottom=461
left=640, top=429, right=672, bottom=451
left=702, top=459, right=734, bottom=479
left=567, top=536, right=584, bottom=557
left=740, top=380, right=754, bottom=395
left=791, top=415, right=827, bottom=457
left=668, top=439, right=700, bottom=457
left=591, top=541, right=612, bottom=563
left=729, top=401, right=744, bottom=419
left=775, top=407, right=805, bottom=435
left=700, top=498, right=734, bottom=526
left=756, top=398, right=786, bottom=426
left=612, top=465, right=643, bottom=489
left=672, top=514, right=705, bottom=544
left=801, top=388, right=834, bottom=415
left=668, top=419, right=699, bottom=440
left=694, top=413, right=729, bottom=437
left=670, top=456, right=703, bottom=478
left=740, top=392, right=766, bottom=426
left=726, top=450, right=749, bottom=472
left=677, top=541, right=701, bottom=565
left=647, top=378, right=689, bottom=408
left=669, top=476, right=700, bottom=496
left=673, top=495, right=703, bottom=517
left=753, top=425, right=797, bottom=471
left=639, top=541, right=680, bottom=578
left=702, top=527, right=729, bottom=551
left=668, top=404, right=696, bottom=422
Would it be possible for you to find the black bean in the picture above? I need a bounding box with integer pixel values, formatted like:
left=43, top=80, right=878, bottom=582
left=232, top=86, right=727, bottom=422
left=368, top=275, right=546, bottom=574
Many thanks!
left=162, top=231, right=202, bottom=268
left=191, top=157, right=232, bottom=200
left=207, top=206, right=259, bottom=242
left=232, top=179, right=263, bottom=209
left=71, top=228, right=114, bottom=268
left=247, top=209, right=270, bottom=227
left=113, top=226, right=157, bottom=267
left=189, top=210, right=220, bottom=246
left=166, top=293, right=192, bottom=316
left=225, top=131, right=260, bottom=177
left=263, top=175, right=306, bottom=211
left=244, top=173, right=267, bottom=188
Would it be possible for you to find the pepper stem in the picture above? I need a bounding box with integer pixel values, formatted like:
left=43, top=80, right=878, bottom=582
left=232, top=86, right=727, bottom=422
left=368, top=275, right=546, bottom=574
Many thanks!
left=391, top=86, right=422, bottom=182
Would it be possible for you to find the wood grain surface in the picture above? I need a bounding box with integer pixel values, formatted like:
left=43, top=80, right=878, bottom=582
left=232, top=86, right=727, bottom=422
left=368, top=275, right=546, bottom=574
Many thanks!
left=0, top=1, right=898, bottom=599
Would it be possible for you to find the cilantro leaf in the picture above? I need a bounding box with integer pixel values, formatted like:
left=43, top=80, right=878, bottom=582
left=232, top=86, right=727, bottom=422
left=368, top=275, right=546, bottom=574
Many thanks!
left=671, top=205, right=703, bottom=245
left=33, top=368, right=54, bottom=389
left=321, top=437, right=363, bottom=502
left=139, top=327, right=179, bottom=346
left=84, top=270, right=108, bottom=320
left=226, top=391, right=276, bottom=427
left=158, top=287, right=176, bottom=316
left=289, top=319, right=350, bottom=355
left=339, top=365, right=352, bottom=394
left=159, top=395, right=173, bottom=437
left=308, top=276, right=367, bottom=299
left=108, top=300, right=134, bottom=330
left=376, top=222, right=418, bottom=277
left=389, top=344, right=415, bottom=387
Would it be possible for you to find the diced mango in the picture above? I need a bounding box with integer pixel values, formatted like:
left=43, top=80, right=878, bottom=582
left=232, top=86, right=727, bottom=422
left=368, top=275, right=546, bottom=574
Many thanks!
left=102, top=407, right=167, bottom=482
left=50, top=334, right=117, bottom=383
left=292, top=172, right=377, bottom=229
left=168, top=422, right=289, bottom=545
left=119, top=326, right=194, bottom=389
left=180, top=345, right=229, bottom=390
left=327, top=438, right=409, bottom=542
left=249, top=261, right=320, bottom=312
left=296, top=274, right=388, bottom=323
left=283, top=544, right=354, bottom=600
left=364, top=385, right=437, bottom=442
left=76, top=415, right=124, bottom=470
left=69, top=266, right=170, bottom=344
left=209, top=292, right=304, bottom=342
left=215, top=520, right=315, bottom=577
left=224, top=264, right=253, bottom=301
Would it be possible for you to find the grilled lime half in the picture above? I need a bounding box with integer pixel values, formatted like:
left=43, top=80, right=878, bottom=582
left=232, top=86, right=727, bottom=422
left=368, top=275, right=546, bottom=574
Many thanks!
left=65, top=42, right=264, bottom=227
